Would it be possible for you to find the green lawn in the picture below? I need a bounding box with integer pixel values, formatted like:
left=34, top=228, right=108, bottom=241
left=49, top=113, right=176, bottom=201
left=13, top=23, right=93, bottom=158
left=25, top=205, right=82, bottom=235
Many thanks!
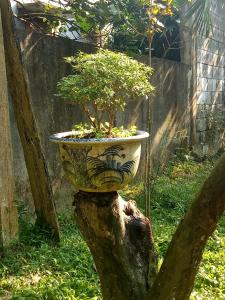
left=0, top=159, right=224, bottom=299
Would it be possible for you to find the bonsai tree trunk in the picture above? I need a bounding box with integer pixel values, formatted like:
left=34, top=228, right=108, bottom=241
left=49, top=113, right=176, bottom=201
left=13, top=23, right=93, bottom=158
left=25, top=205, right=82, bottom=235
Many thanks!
left=0, top=9, right=18, bottom=247
left=74, top=191, right=158, bottom=300
left=74, top=154, right=225, bottom=300
left=0, top=0, right=59, bottom=242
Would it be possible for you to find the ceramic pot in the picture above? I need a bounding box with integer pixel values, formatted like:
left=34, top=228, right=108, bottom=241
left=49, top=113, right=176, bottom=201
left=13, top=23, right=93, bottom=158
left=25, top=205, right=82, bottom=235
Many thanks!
left=50, top=130, right=149, bottom=192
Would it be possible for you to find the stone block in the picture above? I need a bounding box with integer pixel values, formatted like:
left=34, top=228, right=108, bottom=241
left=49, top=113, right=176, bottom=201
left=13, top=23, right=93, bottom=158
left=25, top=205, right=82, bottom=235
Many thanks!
left=196, top=35, right=204, bottom=49
left=197, top=104, right=207, bottom=118
left=202, top=38, right=210, bottom=51
left=218, top=42, right=225, bottom=56
left=208, top=39, right=219, bottom=54
left=213, top=66, right=224, bottom=79
left=202, top=64, right=213, bottom=78
left=212, top=91, right=223, bottom=104
left=210, top=104, right=218, bottom=115
left=216, top=103, right=224, bottom=113
left=197, top=77, right=208, bottom=91
left=221, top=56, right=224, bottom=67
left=197, top=63, right=214, bottom=78
left=219, top=30, right=225, bottom=42
left=207, top=79, right=217, bottom=91
left=196, top=91, right=211, bottom=104
left=202, top=144, right=209, bottom=155
left=218, top=55, right=225, bottom=67
left=197, top=63, right=202, bottom=77
left=204, top=104, right=211, bottom=112
left=209, top=104, right=225, bottom=127
left=198, top=131, right=207, bottom=143
left=222, top=92, right=225, bottom=104
left=213, top=29, right=223, bottom=42
left=216, top=80, right=224, bottom=91
left=211, top=53, right=219, bottom=66
left=197, top=49, right=206, bottom=63
left=196, top=118, right=207, bottom=132
left=205, top=52, right=214, bottom=65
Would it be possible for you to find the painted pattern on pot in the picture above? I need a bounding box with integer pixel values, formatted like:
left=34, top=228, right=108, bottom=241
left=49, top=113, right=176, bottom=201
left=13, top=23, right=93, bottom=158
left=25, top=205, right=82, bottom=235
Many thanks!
left=60, top=143, right=139, bottom=192
left=50, top=130, right=149, bottom=192
left=87, top=145, right=135, bottom=187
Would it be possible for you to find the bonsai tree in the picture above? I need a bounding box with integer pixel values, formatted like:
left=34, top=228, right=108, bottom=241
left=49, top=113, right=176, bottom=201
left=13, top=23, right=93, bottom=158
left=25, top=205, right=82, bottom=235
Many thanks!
left=57, top=49, right=154, bottom=137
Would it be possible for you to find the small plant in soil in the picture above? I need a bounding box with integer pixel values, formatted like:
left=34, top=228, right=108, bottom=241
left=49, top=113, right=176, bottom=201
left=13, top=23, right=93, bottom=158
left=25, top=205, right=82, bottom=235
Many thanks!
left=57, top=49, right=154, bottom=138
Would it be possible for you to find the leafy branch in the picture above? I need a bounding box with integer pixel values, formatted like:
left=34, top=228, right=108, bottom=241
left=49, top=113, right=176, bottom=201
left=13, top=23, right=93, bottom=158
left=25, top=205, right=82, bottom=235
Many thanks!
left=57, top=49, right=154, bottom=135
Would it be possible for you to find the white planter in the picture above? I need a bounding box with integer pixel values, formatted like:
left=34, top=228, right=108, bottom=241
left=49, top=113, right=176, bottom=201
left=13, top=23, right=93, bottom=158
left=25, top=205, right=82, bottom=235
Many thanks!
left=50, top=130, right=149, bottom=192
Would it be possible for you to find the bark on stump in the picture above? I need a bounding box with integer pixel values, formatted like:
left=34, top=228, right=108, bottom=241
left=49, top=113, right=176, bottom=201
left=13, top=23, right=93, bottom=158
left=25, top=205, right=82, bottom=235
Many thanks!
left=73, top=191, right=157, bottom=300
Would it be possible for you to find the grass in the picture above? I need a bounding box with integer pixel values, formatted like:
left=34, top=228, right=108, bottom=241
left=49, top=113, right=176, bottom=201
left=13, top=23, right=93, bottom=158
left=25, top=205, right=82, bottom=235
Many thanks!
left=0, top=215, right=100, bottom=300
left=0, top=158, right=224, bottom=299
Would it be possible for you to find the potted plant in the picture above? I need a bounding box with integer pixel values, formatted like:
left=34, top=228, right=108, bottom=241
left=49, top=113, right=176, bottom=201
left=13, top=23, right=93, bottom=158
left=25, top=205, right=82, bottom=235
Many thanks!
left=50, top=49, right=154, bottom=192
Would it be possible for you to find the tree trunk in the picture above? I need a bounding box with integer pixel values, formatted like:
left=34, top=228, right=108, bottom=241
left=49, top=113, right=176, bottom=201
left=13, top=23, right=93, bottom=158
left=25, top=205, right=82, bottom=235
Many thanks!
left=147, top=153, right=225, bottom=300
left=0, top=0, right=59, bottom=242
left=73, top=191, right=158, bottom=300
left=0, top=9, right=18, bottom=248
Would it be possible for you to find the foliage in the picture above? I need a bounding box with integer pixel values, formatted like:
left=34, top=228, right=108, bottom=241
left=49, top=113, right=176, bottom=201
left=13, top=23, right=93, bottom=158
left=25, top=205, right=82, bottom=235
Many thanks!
left=0, top=159, right=224, bottom=299
left=111, top=125, right=137, bottom=138
left=57, top=49, right=154, bottom=135
left=142, top=0, right=174, bottom=38
left=72, top=123, right=137, bottom=138
left=17, top=0, right=181, bottom=56
left=18, top=0, right=225, bottom=55
left=54, top=0, right=224, bottom=42
left=175, top=0, right=225, bottom=36
left=107, top=0, right=176, bottom=55
left=44, top=0, right=174, bottom=38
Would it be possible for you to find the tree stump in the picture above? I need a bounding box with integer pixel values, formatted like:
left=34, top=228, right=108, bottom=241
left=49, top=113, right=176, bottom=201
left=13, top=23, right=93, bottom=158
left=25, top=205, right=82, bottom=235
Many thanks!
left=73, top=191, right=157, bottom=300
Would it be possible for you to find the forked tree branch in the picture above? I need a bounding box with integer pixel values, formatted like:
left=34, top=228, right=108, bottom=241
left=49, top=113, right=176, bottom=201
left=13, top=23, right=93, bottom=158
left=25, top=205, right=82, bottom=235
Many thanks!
left=147, top=153, right=225, bottom=300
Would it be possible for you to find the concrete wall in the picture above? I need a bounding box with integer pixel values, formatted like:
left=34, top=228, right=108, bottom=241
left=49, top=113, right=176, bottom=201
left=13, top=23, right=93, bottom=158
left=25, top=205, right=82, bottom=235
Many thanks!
left=12, top=30, right=95, bottom=210
left=181, top=1, right=225, bottom=156
left=9, top=30, right=191, bottom=209
left=150, top=58, right=191, bottom=168
left=120, top=58, right=191, bottom=174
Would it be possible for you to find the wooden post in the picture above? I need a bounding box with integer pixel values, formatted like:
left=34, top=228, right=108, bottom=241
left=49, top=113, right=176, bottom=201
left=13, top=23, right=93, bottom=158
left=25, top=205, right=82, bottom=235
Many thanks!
left=0, top=0, right=59, bottom=242
left=0, top=9, right=18, bottom=247
left=73, top=191, right=158, bottom=300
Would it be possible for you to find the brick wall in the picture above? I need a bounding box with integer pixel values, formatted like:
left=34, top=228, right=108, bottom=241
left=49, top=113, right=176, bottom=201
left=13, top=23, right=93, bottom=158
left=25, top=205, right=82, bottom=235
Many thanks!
left=181, top=1, right=225, bottom=156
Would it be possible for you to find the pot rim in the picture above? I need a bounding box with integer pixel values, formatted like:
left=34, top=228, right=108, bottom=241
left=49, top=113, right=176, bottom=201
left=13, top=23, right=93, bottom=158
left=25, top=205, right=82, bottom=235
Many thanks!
left=50, top=130, right=149, bottom=145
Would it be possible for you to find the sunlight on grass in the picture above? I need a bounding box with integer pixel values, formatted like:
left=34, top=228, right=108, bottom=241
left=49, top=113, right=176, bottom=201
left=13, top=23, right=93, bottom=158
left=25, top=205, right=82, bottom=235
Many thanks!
left=0, top=216, right=101, bottom=299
